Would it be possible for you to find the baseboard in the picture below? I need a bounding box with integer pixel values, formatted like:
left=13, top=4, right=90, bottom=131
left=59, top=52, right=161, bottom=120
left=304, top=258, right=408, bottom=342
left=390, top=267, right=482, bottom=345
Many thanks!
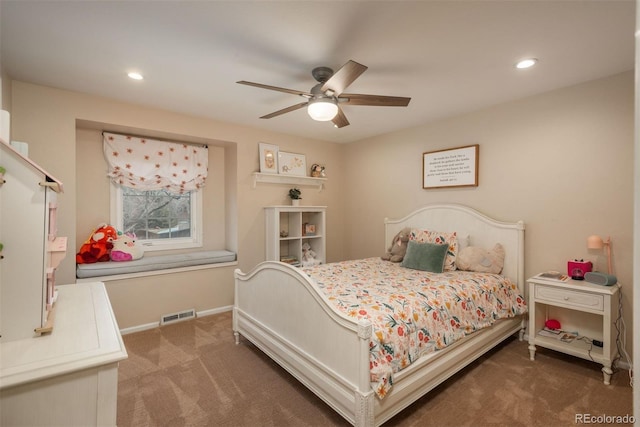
left=120, top=322, right=159, bottom=335
left=196, top=305, right=233, bottom=318
left=119, top=305, right=233, bottom=335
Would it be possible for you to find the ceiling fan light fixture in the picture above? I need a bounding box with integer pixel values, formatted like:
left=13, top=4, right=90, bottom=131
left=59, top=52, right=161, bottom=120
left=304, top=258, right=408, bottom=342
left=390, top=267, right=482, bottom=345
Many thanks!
left=307, top=98, right=338, bottom=121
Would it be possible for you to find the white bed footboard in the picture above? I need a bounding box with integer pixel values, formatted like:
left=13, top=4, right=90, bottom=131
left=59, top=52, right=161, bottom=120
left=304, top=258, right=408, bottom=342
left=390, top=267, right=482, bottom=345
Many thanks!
left=234, top=262, right=376, bottom=426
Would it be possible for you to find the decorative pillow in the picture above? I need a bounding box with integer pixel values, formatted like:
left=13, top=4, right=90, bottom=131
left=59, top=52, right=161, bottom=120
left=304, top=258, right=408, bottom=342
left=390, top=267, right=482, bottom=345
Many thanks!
left=409, top=229, right=458, bottom=271
left=456, top=243, right=505, bottom=274
left=401, top=241, right=449, bottom=273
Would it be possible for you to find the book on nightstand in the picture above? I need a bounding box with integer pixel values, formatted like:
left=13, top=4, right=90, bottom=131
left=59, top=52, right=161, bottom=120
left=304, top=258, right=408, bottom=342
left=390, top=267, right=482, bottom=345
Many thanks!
left=535, top=271, right=569, bottom=282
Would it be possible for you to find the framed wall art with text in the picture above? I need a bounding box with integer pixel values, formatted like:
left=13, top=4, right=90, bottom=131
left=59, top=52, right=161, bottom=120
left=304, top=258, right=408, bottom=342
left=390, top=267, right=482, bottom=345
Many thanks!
left=423, top=144, right=479, bottom=189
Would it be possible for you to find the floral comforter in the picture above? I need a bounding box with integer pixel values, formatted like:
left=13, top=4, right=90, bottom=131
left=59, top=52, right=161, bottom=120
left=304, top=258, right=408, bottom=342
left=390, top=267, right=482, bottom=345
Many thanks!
left=302, top=257, right=527, bottom=399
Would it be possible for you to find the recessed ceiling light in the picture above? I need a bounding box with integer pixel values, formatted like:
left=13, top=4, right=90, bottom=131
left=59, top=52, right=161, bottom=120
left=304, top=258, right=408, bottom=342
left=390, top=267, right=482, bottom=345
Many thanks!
left=127, top=72, right=144, bottom=80
left=515, top=58, right=538, bottom=69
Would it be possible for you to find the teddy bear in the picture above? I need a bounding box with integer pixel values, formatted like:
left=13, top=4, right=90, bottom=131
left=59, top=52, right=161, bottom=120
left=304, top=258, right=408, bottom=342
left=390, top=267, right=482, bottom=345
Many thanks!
left=456, top=243, right=505, bottom=274
left=110, top=232, right=144, bottom=262
left=76, top=223, right=118, bottom=264
left=381, top=227, right=411, bottom=262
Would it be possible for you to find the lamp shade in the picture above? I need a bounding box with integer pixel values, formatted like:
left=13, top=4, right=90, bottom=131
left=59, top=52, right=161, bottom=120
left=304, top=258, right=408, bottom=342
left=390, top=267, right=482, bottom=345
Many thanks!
left=587, top=235, right=604, bottom=249
left=307, top=98, right=338, bottom=121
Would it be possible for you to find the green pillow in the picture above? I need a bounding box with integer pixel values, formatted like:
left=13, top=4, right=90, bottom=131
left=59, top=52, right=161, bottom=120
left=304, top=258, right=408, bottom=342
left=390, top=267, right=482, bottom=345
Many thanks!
left=401, top=241, right=449, bottom=273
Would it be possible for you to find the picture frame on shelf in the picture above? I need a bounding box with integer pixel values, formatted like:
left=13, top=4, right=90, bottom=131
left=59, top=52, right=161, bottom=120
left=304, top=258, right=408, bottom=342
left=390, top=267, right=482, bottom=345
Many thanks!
left=278, top=151, right=307, bottom=176
left=303, top=223, right=316, bottom=236
left=423, top=144, right=479, bottom=189
left=259, top=143, right=279, bottom=174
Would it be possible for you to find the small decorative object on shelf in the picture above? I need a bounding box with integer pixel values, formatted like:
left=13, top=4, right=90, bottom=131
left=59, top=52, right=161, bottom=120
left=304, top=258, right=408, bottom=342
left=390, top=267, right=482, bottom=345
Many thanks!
left=280, top=230, right=288, bottom=238
left=310, top=164, right=325, bottom=178
left=288, top=188, right=302, bottom=206
left=303, top=223, right=316, bottom=236
left=0, top=165, right=5, bottom=185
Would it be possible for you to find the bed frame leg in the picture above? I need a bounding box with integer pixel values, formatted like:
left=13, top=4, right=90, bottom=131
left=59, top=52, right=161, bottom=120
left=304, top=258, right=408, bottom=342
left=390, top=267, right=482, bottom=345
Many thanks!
left=234, top=331, right=240, bottom=345
left=354, top=390, right=374, bottom=427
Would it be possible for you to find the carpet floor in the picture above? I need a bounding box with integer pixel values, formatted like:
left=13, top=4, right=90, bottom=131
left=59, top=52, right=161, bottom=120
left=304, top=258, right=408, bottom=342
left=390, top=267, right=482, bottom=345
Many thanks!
left=117, top=311, right=632, bottom=426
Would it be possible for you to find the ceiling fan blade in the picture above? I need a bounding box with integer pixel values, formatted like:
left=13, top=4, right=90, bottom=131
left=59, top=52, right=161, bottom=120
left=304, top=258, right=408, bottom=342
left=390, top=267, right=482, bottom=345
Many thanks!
left=339, top=93, right=411, bottom=107
left=237, top=81, right=311, bottom=97
left=331, top=106, right=350, bottom=128
left=321, top=60, right=368, bottom=96
left=260, top=102, right=308, bottom=119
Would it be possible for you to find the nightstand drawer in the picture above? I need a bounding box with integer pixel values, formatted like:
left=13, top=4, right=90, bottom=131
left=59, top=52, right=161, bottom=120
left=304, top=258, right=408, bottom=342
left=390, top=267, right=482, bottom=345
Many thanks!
left=535, top=285, right=604, bottom=311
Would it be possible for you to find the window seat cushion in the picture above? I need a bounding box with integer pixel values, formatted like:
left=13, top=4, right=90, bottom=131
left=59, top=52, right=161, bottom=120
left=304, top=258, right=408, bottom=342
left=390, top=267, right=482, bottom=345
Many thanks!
left=76, top=250, right=236, bottom=278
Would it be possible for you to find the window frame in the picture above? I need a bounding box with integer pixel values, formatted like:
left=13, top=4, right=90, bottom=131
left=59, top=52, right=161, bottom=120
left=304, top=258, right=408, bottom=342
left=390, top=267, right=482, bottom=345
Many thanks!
left=110, top=183, right=203, bottom=252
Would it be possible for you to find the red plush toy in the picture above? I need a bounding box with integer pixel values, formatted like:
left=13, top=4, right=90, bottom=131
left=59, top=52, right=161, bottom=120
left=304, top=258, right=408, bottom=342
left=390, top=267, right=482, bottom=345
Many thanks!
left=76, top=223, right=118, bottom=264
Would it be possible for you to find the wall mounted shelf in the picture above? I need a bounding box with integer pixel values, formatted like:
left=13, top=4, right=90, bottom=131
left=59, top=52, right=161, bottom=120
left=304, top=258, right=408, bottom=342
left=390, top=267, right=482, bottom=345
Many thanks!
left=252, top=172, right=327, bottom=191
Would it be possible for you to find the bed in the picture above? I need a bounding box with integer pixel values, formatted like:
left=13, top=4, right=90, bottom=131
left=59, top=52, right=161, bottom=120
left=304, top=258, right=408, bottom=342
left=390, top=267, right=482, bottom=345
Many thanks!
left=233, top=204, right=526, bottom=426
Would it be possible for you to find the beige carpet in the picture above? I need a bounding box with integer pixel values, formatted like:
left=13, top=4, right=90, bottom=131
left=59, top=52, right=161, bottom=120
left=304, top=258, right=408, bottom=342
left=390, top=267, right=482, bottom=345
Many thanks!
left=117, top=312, right=632, bottom=426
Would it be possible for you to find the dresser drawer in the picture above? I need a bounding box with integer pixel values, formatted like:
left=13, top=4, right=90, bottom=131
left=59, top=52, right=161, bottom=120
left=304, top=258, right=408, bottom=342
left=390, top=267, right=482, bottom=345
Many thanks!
left=535, top=285, right=604, bottom=312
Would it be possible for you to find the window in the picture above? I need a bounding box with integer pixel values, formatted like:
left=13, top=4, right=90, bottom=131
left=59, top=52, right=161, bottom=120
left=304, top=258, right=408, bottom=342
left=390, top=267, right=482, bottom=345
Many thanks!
left=111, top=184, right=202, bottom=251
left=103, top=131, right=208, bottom=252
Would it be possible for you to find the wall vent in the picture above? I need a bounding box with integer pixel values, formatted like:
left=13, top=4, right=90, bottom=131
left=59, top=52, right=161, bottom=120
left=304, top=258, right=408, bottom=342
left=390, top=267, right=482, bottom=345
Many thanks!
left=160, top=308, right=196, bottom=326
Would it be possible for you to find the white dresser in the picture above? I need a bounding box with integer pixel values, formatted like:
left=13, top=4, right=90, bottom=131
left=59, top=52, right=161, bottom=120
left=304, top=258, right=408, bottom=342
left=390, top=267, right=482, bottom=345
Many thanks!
left=0, top=282, right=128, bottom=426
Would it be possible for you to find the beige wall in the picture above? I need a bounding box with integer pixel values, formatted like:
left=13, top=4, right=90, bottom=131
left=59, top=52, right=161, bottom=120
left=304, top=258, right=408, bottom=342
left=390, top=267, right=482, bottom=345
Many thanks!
left=1, top=68, right=11, bottom=112
left=343, top=71, right=634, bottom=359
left=8, top=72, right=635, bottom=360
left=10, top=81, right=346, bottom=328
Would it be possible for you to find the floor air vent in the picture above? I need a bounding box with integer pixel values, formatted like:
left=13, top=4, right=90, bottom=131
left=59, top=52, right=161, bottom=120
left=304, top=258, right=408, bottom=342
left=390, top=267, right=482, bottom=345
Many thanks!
left=160, top=308, right=196, bottom=326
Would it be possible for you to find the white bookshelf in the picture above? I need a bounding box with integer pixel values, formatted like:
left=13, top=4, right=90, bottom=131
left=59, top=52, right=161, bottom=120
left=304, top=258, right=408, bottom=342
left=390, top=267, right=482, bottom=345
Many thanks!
left=265, top=205, right=326, bottom=267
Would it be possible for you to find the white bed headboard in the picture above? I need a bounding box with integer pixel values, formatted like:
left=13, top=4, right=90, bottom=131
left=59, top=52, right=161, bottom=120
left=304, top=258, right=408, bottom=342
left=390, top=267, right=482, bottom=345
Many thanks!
left=385, top=204, right=525, bottom=290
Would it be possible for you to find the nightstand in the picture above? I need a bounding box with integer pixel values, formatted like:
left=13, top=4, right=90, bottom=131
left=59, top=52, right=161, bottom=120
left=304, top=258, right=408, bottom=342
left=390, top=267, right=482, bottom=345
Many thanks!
left=527, top=275, right=620, bottom=384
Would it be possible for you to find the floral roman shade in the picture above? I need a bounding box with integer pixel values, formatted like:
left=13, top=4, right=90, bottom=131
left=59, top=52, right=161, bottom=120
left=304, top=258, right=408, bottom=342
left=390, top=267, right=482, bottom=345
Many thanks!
left=103, top=132, right=208, bottom=194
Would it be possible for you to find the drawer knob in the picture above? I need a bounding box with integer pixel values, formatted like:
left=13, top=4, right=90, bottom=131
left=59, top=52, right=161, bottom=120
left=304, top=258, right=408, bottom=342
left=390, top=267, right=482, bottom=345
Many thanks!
left=564, top=296, right=569, bottom=300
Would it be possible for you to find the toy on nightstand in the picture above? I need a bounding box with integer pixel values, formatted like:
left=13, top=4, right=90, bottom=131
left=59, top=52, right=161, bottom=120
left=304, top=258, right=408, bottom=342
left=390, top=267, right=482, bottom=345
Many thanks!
left=567, top=259, right=592, bottom=280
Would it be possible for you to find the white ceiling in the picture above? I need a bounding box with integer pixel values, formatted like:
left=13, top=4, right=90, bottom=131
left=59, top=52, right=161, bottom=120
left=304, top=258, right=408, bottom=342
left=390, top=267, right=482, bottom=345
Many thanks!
left=0, top=1, right=635, bottom=144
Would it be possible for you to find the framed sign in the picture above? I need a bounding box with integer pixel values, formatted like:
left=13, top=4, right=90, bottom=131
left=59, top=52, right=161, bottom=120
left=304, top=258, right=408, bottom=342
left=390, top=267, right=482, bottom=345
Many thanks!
left=259, top=143, right=279, bottom=174
left=423, top=144, right=479, bottom=189
left=278, top=151, right=307, bottom=176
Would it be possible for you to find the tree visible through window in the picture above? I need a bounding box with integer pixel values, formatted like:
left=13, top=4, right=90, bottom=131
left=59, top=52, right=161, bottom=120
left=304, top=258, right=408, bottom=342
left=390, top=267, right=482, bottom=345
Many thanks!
left=122, top=187, right=192, bottom=240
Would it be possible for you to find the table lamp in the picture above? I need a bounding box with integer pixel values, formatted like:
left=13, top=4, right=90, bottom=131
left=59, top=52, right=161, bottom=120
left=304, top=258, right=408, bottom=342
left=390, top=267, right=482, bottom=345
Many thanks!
left=587, top=235, right=612, bottom=274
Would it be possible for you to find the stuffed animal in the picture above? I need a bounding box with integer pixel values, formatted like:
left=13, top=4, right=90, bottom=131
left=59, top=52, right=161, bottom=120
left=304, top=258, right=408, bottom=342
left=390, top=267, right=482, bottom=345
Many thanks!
left=456, top=243, right=505, bottom=274
left=76, top=223, right=118, bottom=264
left=301, top=242, right=318, bottom=265
left=381, top=227, right=411, bottom=263
left=110, top=233, right=144, bottom=262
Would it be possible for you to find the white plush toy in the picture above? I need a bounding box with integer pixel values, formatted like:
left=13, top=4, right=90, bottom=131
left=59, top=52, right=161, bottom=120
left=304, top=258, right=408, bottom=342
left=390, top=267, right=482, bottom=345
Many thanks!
left=456, top=243, right=505, bottom=274
left=301, top=242, right=318, bottom=266
left=110, top=233, right=144, bottom=262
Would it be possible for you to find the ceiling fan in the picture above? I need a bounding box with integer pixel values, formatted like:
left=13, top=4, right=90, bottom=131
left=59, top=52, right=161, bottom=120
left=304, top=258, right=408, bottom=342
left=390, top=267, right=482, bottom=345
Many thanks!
left=237, top=60, right=411, bottom=128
